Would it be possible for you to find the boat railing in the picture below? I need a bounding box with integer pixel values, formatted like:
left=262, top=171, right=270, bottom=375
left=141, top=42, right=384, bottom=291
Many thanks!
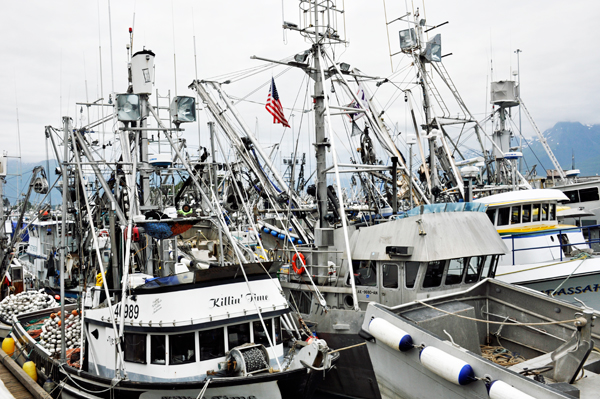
left=509, top=224, right=600, bottom=265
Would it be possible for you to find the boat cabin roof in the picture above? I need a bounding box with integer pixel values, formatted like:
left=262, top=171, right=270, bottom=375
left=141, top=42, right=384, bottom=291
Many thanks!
left=347, top=209, right=507, bottom=262
left=475, top=189, right=568, bottom=207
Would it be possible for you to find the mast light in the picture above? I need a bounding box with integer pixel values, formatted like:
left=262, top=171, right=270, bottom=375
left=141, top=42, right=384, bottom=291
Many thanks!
left=399, top=28, right=417, bottom=50
left=115, top=94, right=141, bottom=122
left=170, top=96, right=196, bottom=123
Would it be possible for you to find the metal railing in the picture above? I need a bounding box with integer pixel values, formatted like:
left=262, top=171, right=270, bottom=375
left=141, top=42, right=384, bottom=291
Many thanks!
left=508, top=224, right=600, bottom=265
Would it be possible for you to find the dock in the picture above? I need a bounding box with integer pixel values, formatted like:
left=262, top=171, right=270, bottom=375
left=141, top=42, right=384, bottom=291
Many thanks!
left=0, top=348, right=51, bottom=399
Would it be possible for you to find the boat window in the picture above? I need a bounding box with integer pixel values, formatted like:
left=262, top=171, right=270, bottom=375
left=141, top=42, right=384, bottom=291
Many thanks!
left=465, top=256, right=483, bottom=283
left=253, top=319, right=273, bottom=346
left=564, top=190, right=580, bottom=203
left=382, top=264, right=398, bottom=289
left=580, top=187, right=600, bottom=202
left=405, top=262, right=420, bottom=288
left=228, top=323, right=251, bottom=350
left=522, top=204, right=532, bottom=223
left=274, top=317, right=282, bottom=345
left=486, top=209, right=496, bottom=225
left=541, top=203, right=549, bottom=221
left=422, top=260, right=445, bottom=288
left=510, top=206, right=521, bottom=224
left=445, top=258, right=466, bottom=285
left=483, top=255, right=499, bottom=278
left=169, top=332, right=196, bottom=365
left=532, top=203, right=541, bottom=222
left=150, top=335, right=166, bottom=364
left=199, top=327, right=225, bottom=361
left=549, top=203, right=556, bottom=220
left=352, top=260, right=377, bottom=287
left=124, top=333, right=147, bottom=364
left=497, top=207, right=510, bottom=226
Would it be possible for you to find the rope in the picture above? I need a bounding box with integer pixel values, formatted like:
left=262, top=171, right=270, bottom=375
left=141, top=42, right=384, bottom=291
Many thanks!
left=415, top=300, right=583, bottom=326
left=480, top=345, right=526, bottom=367
left=329, top=342, right=367, bottom=354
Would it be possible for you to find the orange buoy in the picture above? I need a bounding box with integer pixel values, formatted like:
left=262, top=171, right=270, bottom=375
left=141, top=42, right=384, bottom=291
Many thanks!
left=291, top=253, right=306, bottom=275
left=2, top=338, right=15, bottom=356
left=50, top=313, right=56, bottom=319
left=72, top=310, right=79, bottom=316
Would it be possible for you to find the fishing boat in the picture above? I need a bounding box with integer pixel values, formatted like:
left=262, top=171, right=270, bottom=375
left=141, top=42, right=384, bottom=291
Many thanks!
left=12, top=263, right=333, bottom=399
left=476, top=189, right=600, bottom=309
left=361, top=278, right=600, bottom=398
left=2, top=19, right=337, bottom=395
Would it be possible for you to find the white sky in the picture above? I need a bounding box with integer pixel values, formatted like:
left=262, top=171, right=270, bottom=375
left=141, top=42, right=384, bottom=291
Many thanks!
left=1, top=0, right=599, bottom=165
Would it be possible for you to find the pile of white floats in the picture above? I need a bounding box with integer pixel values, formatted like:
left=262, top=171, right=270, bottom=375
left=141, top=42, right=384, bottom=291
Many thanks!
left=37, top=311, right=81, bottom=355
left=0, top=290, right=58, bottom=321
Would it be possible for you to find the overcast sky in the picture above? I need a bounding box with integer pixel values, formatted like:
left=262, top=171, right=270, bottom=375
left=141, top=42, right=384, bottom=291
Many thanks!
left=1, top=0, right=599, bottom=167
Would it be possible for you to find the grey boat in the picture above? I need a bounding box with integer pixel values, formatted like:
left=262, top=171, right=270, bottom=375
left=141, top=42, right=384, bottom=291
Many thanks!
left=361, top=278, right=600, bottom=398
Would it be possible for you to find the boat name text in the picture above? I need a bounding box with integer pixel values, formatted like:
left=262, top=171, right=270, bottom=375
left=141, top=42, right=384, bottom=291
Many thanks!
left=209, top=293, right=269, bottom=308
left=541, top=284, right=600, bottom=297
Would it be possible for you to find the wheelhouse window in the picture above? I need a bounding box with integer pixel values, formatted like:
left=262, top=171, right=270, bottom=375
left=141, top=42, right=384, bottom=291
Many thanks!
left=405, top=262, right=420, bottom=289
left=169, top=332, right=196, bottom=365
left=445, top=258, right=465, bottom=285
left=564, top=190, right=579, bottom=203
left=465, top=256, right=483, bottom=283
left=352, top=260, right=377, bottom=286
left=522, top=204, right=532, bottom=223
left=482, top=255, right=498, bottom=278
left=124, top=333, right=146, bottom=364
left=382, top=264, right=399, bottom=289
left=253, top=319, right=273, bottom=346
left=486, top=209, right=496, bottom=225
left=150, top=335, right=166, bottom=364
left=422, top=260, right=445, bottom=288
left=510, top=206, right=521, bottom=224
left=549, top=203, right=556, bottom=220
left=497, top=207, right=510, bottom=226
left=541, top=203, right=549, bottom=221
left=228, top=323, right=251, bottom=350
left=199, top=327, right=225, bottom=361
left=580, top=188, right=599, bottom=202
left=532, top=204, right=541, bottom=222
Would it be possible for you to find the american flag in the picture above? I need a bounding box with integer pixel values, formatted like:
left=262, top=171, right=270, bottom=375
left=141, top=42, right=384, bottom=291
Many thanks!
left=265, top=78, right=290, bottom=128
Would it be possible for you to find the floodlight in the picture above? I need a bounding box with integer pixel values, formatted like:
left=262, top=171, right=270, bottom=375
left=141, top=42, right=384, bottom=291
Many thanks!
left=294, top=50, right=310, bottom=63
left=399, top=28, right=417, bottom=50
left=116, top=94, right=141, bottom=122
left=339, top=62, right=351, bottom=72
left=170, top=96, right=196, bottom=123
left=424, top=34, right=442, bottom=62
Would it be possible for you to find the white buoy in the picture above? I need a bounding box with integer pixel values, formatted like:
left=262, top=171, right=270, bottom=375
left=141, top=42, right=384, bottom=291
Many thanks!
left=368, top=318, right=413, bottom=352
left=487, top=380, right=536, bottom=399
left=420, top=346, right=475, bottom=385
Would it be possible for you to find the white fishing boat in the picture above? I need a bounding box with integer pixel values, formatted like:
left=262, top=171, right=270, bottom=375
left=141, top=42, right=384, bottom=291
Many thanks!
left=361, top=278, right=600, bottom=399
left=476, top=189, right=600, bottom=309
left=12, top=264, right=333, bottom=399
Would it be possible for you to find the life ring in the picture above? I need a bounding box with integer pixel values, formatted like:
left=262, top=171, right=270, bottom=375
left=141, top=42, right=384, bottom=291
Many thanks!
left=291, top=253, right=306, bottom=275
left=98, top=230, right=109, bottom=238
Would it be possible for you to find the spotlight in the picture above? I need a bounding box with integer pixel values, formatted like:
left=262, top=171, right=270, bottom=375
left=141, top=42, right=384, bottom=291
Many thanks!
left=115, top=94, right=141, bottom=122
left=170, top=96, right=196, bottom=123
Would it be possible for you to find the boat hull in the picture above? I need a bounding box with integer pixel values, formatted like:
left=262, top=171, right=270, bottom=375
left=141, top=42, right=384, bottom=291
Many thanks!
left=59, top=365, right=321, bottom=399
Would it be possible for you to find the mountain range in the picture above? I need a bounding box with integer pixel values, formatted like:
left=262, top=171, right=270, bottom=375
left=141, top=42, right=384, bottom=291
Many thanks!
left=521, top=122, right=600, bottom=177
left=2, top=121, right=598, bottom=206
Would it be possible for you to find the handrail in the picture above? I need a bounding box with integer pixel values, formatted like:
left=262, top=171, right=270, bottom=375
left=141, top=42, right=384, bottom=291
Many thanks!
left=507, top=224, right=600, bottom=265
